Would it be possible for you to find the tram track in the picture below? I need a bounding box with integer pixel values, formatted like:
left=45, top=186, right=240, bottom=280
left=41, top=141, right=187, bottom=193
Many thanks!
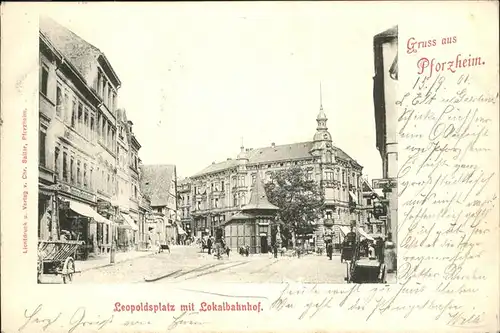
left=145, top=260, right=249, bottom=282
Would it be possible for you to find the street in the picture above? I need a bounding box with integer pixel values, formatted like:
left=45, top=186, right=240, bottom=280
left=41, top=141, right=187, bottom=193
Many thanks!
left=66, top=245, right=350, bottom=284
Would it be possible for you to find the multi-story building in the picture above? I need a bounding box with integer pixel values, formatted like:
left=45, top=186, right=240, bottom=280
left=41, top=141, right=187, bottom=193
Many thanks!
left=38, top=17, right=143, bottom=257
left=360, top=178, right=386, bottom=238
left=185, top=98, right=364, bottom=251
left=373, top=26, right=398, bottom=247
left=177, top=178, right=192, bottom=237
left=140, top=164, right=179, bottom=244
left=113, top=109, right=142, bottom=249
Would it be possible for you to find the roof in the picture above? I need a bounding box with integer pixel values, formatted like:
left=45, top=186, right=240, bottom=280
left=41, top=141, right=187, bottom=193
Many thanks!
left=227, top=212, right=254, bottom=223
left=140, top=164, right=176, bottom=206
left=39, top=16, right=121, bottom=87
left=242, top=172, right=279, bottom=211
left=193, top=159, right=239, bottom=177
left=193, top=141, right=360, bottom=177
left=361, top=178, right=373, bottom=192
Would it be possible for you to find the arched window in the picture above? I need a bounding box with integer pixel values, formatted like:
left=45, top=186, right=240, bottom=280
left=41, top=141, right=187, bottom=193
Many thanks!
left=325, top=151, right=332, bottom=163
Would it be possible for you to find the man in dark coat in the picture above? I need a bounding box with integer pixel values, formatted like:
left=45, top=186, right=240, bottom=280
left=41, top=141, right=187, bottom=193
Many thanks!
left=326, top=241, right=333, bottom=260
left=273, top=243, right=278, bottom=258
left=207, top=236, right=213, bottom=255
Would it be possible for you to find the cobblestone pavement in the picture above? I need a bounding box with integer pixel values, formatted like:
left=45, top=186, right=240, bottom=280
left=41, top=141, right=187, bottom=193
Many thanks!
left=42, top=245, right=395, bottom=284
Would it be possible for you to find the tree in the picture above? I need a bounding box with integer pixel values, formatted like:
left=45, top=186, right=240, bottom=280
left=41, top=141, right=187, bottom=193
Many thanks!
left=264, top=167, right=325, bottom=247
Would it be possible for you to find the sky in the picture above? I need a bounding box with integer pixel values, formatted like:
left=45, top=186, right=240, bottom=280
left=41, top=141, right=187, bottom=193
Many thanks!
left=41, top=3, right=396, bottom=180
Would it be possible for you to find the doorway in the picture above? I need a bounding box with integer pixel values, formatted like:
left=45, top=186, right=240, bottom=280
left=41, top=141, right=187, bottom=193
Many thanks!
left=260, top=236, right=268, bottom=253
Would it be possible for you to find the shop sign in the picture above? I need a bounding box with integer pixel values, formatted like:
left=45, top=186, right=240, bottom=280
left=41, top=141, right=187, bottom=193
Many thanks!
left=372, top=178, right=397, bottom=190
left=59, top=183, right=96, bottom=202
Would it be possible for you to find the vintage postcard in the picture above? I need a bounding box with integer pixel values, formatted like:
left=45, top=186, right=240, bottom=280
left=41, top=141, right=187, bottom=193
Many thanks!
left=1, top=2, right=498, bottom=333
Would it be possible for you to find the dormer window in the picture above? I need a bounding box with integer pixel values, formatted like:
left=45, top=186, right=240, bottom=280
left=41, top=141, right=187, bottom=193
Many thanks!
left=324, top=134, right=328, bottom=140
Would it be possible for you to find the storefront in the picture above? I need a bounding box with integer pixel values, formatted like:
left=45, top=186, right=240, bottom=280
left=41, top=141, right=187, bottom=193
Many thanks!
left=117, top=212, right=139, bottom=250
left=38, top=184, right=58, bottom=240
left=59, top=198, right=112, bottom=259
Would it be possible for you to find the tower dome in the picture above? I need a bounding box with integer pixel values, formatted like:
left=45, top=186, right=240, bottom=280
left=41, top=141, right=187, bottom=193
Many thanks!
left=310, top=82, right=333, bottom=154
left=237, top=138, right=249, bottom=161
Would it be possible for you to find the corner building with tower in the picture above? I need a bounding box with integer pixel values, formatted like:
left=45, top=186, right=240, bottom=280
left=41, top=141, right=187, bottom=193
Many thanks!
left=181, top=97, right=366, bottom=253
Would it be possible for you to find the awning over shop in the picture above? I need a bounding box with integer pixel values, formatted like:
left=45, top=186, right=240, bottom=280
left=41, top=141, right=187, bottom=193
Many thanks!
left=349, top=191, right=358, bottom=204
left=358, top=228, right=374, bottom=241
left=339, top=226, right=350, bottom=236
left=177, top=224, right=187, bottom=235
left=122, top=213, right=139, bottom=231
left=339, top=226, right=374, bottom=241
left=68, top=200, right=111, bottom=225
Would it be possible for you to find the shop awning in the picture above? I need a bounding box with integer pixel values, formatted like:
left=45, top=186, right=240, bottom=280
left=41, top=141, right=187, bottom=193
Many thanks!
left=349, top=191, right=358, bottom=204
left=121, top=213, right=139, bottom=231
left=339, top=226, right=350, bottom=236
left=358, top=228, right=374, bottom=241
left=69, top=200, right=112, bottom=225
left=339, top=226, right=374, bottom=241
left=177, top=224, right=187, bottom=235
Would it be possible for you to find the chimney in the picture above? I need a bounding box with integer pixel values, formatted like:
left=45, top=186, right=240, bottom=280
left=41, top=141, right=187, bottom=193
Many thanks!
left=227, top=158, right=232, bottom=161
left=271, top=142, right=275, bottom=148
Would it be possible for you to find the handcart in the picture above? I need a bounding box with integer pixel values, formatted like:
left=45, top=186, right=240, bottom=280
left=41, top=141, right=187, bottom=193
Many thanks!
left=344, top=235, right=386, bottom=284
left=37, top=240, right=84, bottom=284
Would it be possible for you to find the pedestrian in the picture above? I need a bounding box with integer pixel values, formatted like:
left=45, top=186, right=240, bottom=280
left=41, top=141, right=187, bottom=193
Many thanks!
left=207, top=236, right=213, bottom=255
left=273, top=243, right=278, bottom=258
left=326, top=241, right=333, bottom=260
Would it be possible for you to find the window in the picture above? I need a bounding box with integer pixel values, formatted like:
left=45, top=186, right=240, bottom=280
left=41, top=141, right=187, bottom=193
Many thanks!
left=215, top=198, right=219, bottom=208
left=64, top=92, right=70, bottom=123
left=90, top=117, right=95, bottom=141
left=90, top=168, right=93, bottom=190
left=197, top=201, right=201, bottom=210
left=326, top=151, right=332, bottom=163
left=84, top=109, right=89, bottom=138
left=233, top=195, right=237, bottom=207
left=103, top=81, right=108, bottom=105
left=107, top=174, right=111, bottom=193
left=252, top=174, right=256, bottom=184
left=307, top=171, right=313, bottom=180
left=83, top=163, right=88, bottom=188
left=97, top=113, right=102, bottom=138
left=56, top=86, right=63, bottom=117
left=376, top=225, right=382, bottom=233
left=40, top=66, right=49, bottom=96
left=62, top=153, right=68, bottom=182
left=98, top=72, right=103, bottom=97
left=221, top=181, right=225, bottom=192
left=326, top=211, right=332, bottom=219
left=76, top=161, right=81, bottom=186
left=102, top=121, right=106, bottom=143
left=106, top=124, right=111, bottom=149
left=39, top=131, right=46, bottom=167
left=71, top=99, right=77, bottom=128
left=367, top=198, right=372, bottom=206
left=325, top=171, right=333, bottom=181
left=78, top=103, right=83, bottom=131
left=54, top=147, right=60, bottom=174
